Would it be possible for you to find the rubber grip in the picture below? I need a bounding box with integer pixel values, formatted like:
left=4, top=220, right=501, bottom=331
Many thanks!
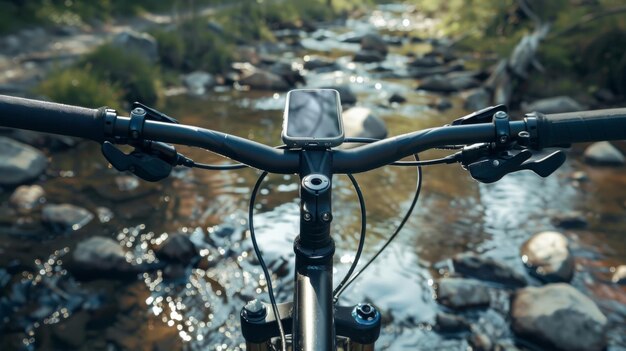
left=0, top=94, right=107, bottom=142
left=534, top=108, right=626, bottom=148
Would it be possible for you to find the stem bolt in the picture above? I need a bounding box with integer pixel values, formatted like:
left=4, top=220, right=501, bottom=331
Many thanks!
left=499, top=135, right=508, bottom=143
left=321, top=212, right=332, bottom=222
left=243, top=299, right=267, bottom=321
left=303, top=212, right=312, bottom=221
left=494, top=111, right=508, bottom=119
left=352, top=303, right=380, bottom=326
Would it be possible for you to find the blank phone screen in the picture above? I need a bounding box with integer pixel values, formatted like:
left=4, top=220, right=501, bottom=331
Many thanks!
left=286, top=90, right=341, bottom=138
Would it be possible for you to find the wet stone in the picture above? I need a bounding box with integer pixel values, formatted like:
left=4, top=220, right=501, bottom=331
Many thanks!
left=93, top=176, right=159, bottom=202
left=511, top=283, right=608, bottom=351
left=462, top=88, right=490, bottom=111
left=570, top=171, right=589, bottom=182
left=360, top=33, right=388, bottom=55
left=583, top=141, right=625, bottom=166
left=436, top=278, right=490, bottom=309
left=551, top=211, right=588, bottom=229
left=521, top=231, right=574, bottom=283
left=388, top=93, right=407, bottom=104
left=303, top=57, right=339, bottom=71
left=523, top=96, right=584, bottom=114
left=354, top=50, right=385, bottom=63
left=183, top=71, right=215, bottom=96
left=323, top=85, right=357, bottom=105
left=154, top=233, right=198, bottom=265
left=612, top=265, right=626, bottom=284
left=342, top=107, right=388, bottom=140
left=452, top=252, right=527, bottom=287
left=408, top=55, right=443, bottom=68
left=418, top=73, right=480, bottom=93
left=432, top=98, right=453, bottom=111
left=0, top=136, right=47, bottom=187
left=9, top=184, right=45, bottom=214
left=41, top=204, right=93, bottom=232
left=69, top=237, right=138, bottom=280
left=435, top=312, right=471, bottom=333
left=469, top=332, right=493, bottom=351
left=112, top=30, right=158, bottom=63
left=238, top=69, right=291, bottom=91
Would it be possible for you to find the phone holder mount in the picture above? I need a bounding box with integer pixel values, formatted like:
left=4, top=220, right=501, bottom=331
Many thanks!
left=454, top=106, right=566, bottom=184
left=101, top=102, right=183, bottom=182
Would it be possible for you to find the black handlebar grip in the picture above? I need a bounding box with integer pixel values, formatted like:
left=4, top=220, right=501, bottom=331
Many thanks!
left=533, top=108, right=626, bottom=148
left=0, top=94, right=107, bottom=142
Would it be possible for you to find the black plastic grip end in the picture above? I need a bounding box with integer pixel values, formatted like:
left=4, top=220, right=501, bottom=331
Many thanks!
left=0, top=94, right=108, bottom=142
left=532, top=108, right=626, bottom=149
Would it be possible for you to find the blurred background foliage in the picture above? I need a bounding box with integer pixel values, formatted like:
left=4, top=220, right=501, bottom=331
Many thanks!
left=1, top=0, right=623, bottom=109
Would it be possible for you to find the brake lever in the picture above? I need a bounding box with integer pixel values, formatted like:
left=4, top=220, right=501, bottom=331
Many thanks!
left=102, top=141, right=178, bottom=182
left=464, top=148, right=567, bottom=183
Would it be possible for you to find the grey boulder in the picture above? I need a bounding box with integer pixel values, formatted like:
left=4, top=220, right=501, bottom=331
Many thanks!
left=511, top=283, right=608, bottom=351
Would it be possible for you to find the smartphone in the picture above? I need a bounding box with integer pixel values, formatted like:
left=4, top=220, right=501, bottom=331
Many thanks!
left=282, top=89, right=344, bottom=149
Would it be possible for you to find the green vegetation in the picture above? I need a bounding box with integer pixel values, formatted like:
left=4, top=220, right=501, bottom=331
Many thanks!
left=36, top=44, right=162, bottom=110
left=78, top=44, right=162, bottom=105
left=151, top=20, right=232, bottom=74
left=36, top=68, right=122, bottom=110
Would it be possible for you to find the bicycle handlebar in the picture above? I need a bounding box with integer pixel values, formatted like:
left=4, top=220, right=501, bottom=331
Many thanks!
left=532, top=109, right=626, bottom=148
left=0, top=94, right=107, bottom=142
left=1, top=94, right=626, bottom=174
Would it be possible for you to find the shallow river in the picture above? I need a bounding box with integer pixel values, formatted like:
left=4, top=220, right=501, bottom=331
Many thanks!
left=1, top=4, right=625, bottom=351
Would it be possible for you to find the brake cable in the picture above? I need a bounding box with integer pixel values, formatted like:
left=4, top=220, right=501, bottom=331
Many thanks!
left=249, top=171, right=287, bottom=351
left=334, top=153, right=423, bottom=299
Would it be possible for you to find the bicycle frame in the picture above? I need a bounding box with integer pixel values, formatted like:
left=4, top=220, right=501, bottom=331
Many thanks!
left=240, top=150, right=381, bottom=350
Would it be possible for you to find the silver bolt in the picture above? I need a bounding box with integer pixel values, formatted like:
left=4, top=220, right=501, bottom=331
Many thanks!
left=131, top=107, right=146, bottom=116
left=303, top=213, right=312, bottom=221
left=321, top=213, right=332, bottom=222
left=492, top=160, right=500, bottom=167
left=244, top=299, right=265, bottom=314
left=494, top=111, right=508, bottom=119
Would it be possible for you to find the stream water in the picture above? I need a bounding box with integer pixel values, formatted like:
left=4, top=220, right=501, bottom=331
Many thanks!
left=1, top=4, right=625, bottom=351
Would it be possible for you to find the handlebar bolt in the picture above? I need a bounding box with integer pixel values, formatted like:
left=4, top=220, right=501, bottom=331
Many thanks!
left=303, top=212, right=312, bottom=221
left=499, top=135, right=508, bottom=144
left=353, top=303, right=380, bottom=326
left=494, top=111, right=508, bottom=119
left=321, top=212, right=332, bottom=222
left=243, top=299, right=267, bottom=322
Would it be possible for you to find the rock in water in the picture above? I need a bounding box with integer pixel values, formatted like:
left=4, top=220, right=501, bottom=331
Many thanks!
left=0, top=137, right=47, bottom=186
left=360, top=33, right=388, bottom=55
left=183, top=71, right=215, bottom=95
left=239, top=69, right=290, bottom=91
left=583, top=142, right=625, bottom=166
left=551, top=211, right=588, bottom=229
left=112, top=30, right=158, bottom=63
left=521, top=231, right=574, bottom=283
left=612, top=265, right=626, bottom=284
left=452, top=253, right=527, bottom=287
left=436, top=278, right=490, bottom=309
left=435, top=312, right=471, bottom=333
left=341, top=107, right=387, bottom=140
left=154, top=233, right=198, bottom=264
left=9, top=184, right=45, bottom=213
left=418, top=73, right=480, bottom=93
left=523, top=96, right=584, bottom=114
left=322, top=85, right=357, bottom=105
left=41, top=204, right=93, bottom=232
left=462, top=88, right=490, bottom=111
left=511, top=284, right=608, bottom=351
left=70, top=237, right=137, bottom=280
